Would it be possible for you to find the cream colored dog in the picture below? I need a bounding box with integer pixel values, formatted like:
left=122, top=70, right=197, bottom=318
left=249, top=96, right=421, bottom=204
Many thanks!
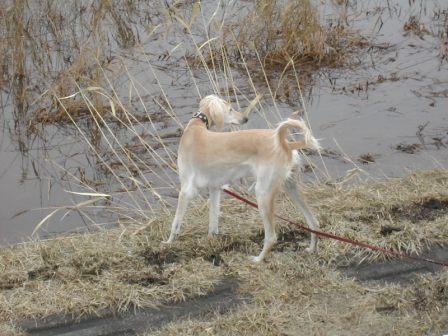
left=164, top=95, right=321, bottom=262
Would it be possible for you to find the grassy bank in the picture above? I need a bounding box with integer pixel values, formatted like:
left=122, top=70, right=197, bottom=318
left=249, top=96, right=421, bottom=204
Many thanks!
left=1, top=169, right=448, bottom=335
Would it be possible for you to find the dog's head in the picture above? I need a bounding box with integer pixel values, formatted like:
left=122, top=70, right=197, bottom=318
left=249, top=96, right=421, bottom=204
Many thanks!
left=199, top=95, right=248, bottom=130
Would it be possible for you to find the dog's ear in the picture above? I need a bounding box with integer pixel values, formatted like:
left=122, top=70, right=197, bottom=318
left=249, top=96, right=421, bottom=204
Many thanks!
left=208, top=106, right=224, bottom=130
left=200, top=95, right=225, bottom=130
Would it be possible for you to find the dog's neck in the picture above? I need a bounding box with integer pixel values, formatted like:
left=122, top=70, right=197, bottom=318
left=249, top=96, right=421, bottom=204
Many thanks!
left=191, top=111, right=209, bottom=129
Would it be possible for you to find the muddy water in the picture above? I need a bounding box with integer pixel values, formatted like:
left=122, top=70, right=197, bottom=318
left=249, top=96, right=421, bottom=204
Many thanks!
left=312, top=0, right=448, bottom=178
left=1, top=0, right=447, bottom=245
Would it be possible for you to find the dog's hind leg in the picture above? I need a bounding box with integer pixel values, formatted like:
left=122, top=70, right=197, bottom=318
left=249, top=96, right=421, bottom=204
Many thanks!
left=251, top=181, right=278, bottom=262
left=208, top=187, right=221, bottom=237
left=163, top=184, right=196, bottom=243
left=284, top=178, right=319, bottom=253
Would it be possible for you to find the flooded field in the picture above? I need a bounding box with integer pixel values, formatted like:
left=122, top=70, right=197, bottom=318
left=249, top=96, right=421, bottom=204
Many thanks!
left=1, top=0, right=448, bottom=245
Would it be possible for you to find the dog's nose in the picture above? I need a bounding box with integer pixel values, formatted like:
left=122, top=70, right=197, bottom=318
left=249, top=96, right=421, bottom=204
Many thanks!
left=242, top=117, right=249, bottom=124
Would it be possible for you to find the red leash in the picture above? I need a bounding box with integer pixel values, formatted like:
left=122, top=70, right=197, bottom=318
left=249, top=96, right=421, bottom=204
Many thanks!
left=222, top=188, right=448, bottom=267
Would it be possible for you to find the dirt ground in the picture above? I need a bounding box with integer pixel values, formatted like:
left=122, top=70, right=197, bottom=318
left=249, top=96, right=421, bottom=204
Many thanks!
left=1, top=170, right=447, bottom=335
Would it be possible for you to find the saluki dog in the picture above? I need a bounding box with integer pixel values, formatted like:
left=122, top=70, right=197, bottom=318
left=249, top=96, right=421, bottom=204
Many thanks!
left=163, top=95, right=321, bottom=262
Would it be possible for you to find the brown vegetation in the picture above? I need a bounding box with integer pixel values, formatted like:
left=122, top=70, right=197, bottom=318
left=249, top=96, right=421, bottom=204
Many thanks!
left=191, top=0, right=359, bottom=76
left=1, top=170, right=448, bottom=335
left=232, top=0, right=349, bottom=69
left=1, top=2, right=448, bottom=333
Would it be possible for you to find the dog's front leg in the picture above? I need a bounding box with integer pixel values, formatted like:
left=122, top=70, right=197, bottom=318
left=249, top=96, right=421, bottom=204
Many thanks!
left=163, top=187, right=195, bottom=244
left=284, top=178, right=319, bottom=253
left=208, top=187, right=221, bottom=237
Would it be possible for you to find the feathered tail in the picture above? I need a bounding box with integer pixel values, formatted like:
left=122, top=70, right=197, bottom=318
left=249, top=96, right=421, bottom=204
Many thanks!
left=275, top=118, right=320, bottom=152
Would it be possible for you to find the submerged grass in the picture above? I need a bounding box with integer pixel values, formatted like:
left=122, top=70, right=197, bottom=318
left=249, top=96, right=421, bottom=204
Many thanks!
left=1, top=169, right=448, bottom=335
left=227, top=0, right=350, bottom=70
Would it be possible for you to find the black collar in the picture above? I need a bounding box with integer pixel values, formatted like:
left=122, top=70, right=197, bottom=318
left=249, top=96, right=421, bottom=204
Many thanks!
left=192, top=111, right=209, bottom=129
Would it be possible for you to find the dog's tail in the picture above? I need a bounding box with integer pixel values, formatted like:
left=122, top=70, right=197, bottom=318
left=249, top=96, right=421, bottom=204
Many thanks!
left=275, top=118, right=320, bottom=152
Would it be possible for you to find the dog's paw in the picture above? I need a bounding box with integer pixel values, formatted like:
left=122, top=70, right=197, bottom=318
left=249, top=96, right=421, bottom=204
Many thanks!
left=207, top=232, right=219, bottom=239
left=162, top=233, right=179, bottom=245
left=304, top=247, right=317, bottom=253
left=249, top=255, right=263, bottom=263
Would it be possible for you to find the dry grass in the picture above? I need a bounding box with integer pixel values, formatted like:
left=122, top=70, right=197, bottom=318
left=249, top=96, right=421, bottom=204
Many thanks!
left=1, top=2, right=448, bottom=334
left=0, top=0, right=168, bottom=126
left=1, top=170, right=448, bottom=335
left=150, top=267, right=448, bottom=336
left=193, top=0, right=356, bottom=76
left=233, top=0, right=349, bottom=69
